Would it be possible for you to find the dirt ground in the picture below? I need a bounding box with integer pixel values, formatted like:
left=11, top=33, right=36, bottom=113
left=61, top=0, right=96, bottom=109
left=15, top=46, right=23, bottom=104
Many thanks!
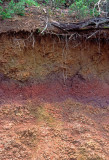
left=0, top=6, right=77, bottom=34
left=0, top=78, right=109, bottom=160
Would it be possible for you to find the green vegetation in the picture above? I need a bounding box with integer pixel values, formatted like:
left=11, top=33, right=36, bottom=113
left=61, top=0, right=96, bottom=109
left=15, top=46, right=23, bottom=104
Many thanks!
left=0, top=0, right=39, bottom=19
left=69, top=0, right=99, bottom=19
left=0, top=0, right=109, bottom=19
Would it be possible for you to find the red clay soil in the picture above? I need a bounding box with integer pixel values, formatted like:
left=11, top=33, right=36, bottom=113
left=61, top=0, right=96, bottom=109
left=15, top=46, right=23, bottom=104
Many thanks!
left=0, top=78, right=109, bottom=160
left=0, top=77, right=109, bottom=107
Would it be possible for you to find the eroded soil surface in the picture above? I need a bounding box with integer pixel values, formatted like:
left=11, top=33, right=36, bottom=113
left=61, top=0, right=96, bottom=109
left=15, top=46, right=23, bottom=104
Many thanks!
left=0, top=78, right=109, bottom=160
left=0, top=6, right=109, bottom=159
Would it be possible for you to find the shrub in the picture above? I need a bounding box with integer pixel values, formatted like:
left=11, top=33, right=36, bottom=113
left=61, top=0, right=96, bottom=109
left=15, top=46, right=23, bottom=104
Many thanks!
left=13, top=0, right=25, bottom=16
left=69, top=0, right=99, bottom=19
left=0, top=0, right=39, bottom=19
left=0, top=0, right=15, bottom=19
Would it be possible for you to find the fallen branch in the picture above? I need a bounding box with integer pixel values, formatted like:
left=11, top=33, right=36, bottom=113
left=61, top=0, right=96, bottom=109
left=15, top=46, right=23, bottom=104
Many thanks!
left=51, top=18, right=109, bottom=31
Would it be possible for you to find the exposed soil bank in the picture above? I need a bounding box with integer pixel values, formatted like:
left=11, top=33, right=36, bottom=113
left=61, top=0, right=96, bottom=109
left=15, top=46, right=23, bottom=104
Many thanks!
left=0, top=32, right=109, bottom=82
left=0, top=30, right=109, bottom=160
left=0, top=78, right=109, bottom=108
left=0, top=86, right=109, bottom=160
left=0, top=31, right=109, bottom=106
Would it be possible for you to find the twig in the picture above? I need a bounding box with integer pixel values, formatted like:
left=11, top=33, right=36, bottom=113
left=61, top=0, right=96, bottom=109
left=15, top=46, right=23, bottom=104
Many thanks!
left=93, top=0, right=107, bottom=16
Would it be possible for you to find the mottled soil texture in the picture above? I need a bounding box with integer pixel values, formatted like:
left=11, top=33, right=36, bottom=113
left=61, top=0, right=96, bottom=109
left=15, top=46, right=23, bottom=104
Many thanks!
left=0, top=78, right=109, bottom=160
left=0, top=15, right=109, bottom=159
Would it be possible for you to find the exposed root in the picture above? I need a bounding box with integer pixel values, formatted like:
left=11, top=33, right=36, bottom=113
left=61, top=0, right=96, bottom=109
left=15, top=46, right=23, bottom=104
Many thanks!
left=41, top=17, right=49, bottom=34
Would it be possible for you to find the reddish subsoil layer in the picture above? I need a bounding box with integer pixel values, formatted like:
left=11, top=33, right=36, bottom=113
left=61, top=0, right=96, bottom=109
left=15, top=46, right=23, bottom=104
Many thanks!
left=0, top=78, right=109, bottom=107
left=0, top=78, right=109, bottom=160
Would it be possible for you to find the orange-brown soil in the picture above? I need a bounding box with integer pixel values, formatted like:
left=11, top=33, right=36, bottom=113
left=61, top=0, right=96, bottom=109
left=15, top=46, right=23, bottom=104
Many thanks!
left=0, top=7, right=109, bottom=159
left=0, top=78, right=109, bottom=160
